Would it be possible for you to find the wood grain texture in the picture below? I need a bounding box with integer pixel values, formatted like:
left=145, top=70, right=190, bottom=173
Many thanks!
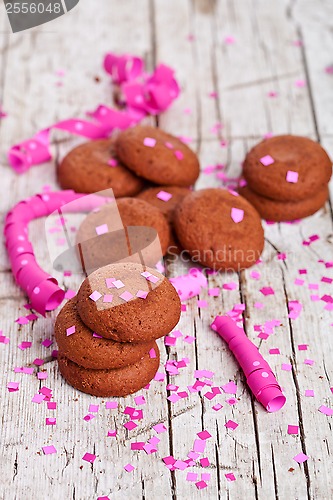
left=0, top=1, right=332, bottom=499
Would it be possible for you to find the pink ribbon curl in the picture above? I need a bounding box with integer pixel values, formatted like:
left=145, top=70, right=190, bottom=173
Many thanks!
left=4, top=190, right=110, bottom=316
left=8, top=53, right=180, bottom=174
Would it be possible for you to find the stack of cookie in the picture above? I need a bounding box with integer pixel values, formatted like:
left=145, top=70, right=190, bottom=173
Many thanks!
left=239, top=135, right=332, bottom=221
left=57, top=125, right=200, bottom=253
left=55, top=262, right=181, bottom=397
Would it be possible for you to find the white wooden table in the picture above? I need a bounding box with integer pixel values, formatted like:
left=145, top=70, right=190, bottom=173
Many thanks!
left=1, top=1, right=333, bottom=499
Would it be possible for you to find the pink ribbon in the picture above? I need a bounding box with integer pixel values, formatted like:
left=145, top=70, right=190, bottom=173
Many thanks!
left=4, top=190, right=97, bottom=315
left=8, top=53, right=180, bottom=174
left=211, top=316, right=286, bottom=413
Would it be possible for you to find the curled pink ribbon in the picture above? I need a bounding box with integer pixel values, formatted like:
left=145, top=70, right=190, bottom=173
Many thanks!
left=4, top=190, right=110, bottom=315
left=8, top=53, right=180, bottom=174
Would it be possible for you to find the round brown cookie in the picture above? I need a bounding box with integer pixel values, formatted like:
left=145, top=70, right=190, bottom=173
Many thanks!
left=58, top=349, right=160, bottom=397
left=76, top=198, right=171, bottom=268
left=55, top=298, right=156, bottom=369
left=243, top=135, right=332, bottom=202
left=57, top=139, right=144, bottom=197
left=239, top=185, right=329, bottom=222
left=115, top=126, right=200, bottom=186
left=174, top=188, right=264, bottom=271
left=137, top=186, right=191, bottom=224
left=76, top=262, right=181, bottom=342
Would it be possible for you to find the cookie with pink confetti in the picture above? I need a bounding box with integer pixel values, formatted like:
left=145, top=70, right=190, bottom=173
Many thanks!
left=115, top=126, right=200, bottom=186
left=76, top=262, right=181, bottom=342
left=239, top=185, right=329, bottom=221
left=174, top=188, right=264, bottom=271
left=76, top=198, right=171, bottom=266
left=137, top=186, right=191, bottom=253
left=57, top=139, right=144, bottom=197
left=243, top=135, right=332, bottom=202
left=58, top=348, right=160, bottom=397
left=55, top=298, right=156, bottom=369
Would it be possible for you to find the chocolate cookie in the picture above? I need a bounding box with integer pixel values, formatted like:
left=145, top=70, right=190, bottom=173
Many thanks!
left=115, top=126, right=200, bottom=186
left=239, top=185, right=329, bottom=222
left=76, top=198, right=171, bottom=269
left=55, top=298, right=156, bottom=369
left=174, top=188, right=264, bottom=271
left=243, top=135, right=332, bottom=202
left=137, top=186, right=190, bottom=254
left=58, top=349, right=160, bottom=397
left=76, top=262, right=181, bottom=342
left=57, top=139, right=144, bottom=197
left=137, top=186, right=191, bottom=223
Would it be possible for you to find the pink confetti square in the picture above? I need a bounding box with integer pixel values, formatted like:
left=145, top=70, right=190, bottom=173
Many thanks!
left=113, top=280, right=125, bottom=289
left=89, top=291, right=102, bottom=302
left=46, top=418, right=56, bottom=426
left=146, top=274, right=159, bottom=284
left=197, top=430, right=212, bottom=440
left=231, top=207, right=244, bottom=223
left=153, top=423, right=167, bottom=434
left=105, top=278, right=115, bottom=288
left=65, top=289, right=76, bottom=299
left=95, top=224, right=108, bottom=235
left=134, top=395, right=146, bottom=405
left=225, top=473, right=236, bottom=481
left=208, top=287, right=220, bottom=297
left=107, top=158, right=118, bottom=167
left=89, top=404, right=99, bottom=413
left=174, top=150, right=184, bottom=160
left=298, top=344, right=308, bottom=351
left=288, top=425, right=299, bottom=435
left=136, top=290, right=148, bottom=299
left=47, top=402, right=57, bottom=410
left=0, top=335, right=10, bottom=344
left=157, top=190, right=173, bottom=202
left=42, top=339, right=53, bottom=348
left=83, top=414, right=95, bottom=422
left=222, top=381, right=237, bottom=394
left=197, top=300, right=208, bottom=308
left=107, top=429, right=117, bottom=437
left=269, top=348, right=280, bottom=355
left=66, top=325, right=76, bottom=336
left=124, top=463, right=135, bottom=472
left=7, top=382, right=19, bottom=392
left=304, top=359, right=314, bottom=366
left=186, top=472, right=198, bottom=482
left=33, top=358, right=44, bottom=366
left=119, top=291, right=133, bottom=302
left=293, top=452, right=308, bottom=464
left=193, top=439, right=206, bottom=453
left=260, top=287, right=275, bottom=296
left=149, top=347, right=157, bottom=359
left=282, top=363, right=292, bottom=371
left=105, top=401, right=118, bottom=409
left=195, top=481, right=207, bottom=490
left=124, top=421, right=137, bottom=431
left=143, top=137, right=156, bottom=147
left=286, top=170, right=299, bottom=183
left=103, top=294, right=113, bottom=303
left=260, top=155, right=274, bottom=166
left=82, top=453, right=96, bottom=463
left=31, top=394, right=45, bottom=404
left=318, top=405, right=333, bottom=416
left=225, top=420, right=238, bottom=430
left=200, top=457, right=210, bottom=467
left=38, top=372, right=48, bottom=380
left=42, top=445, right=57, bottom=455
